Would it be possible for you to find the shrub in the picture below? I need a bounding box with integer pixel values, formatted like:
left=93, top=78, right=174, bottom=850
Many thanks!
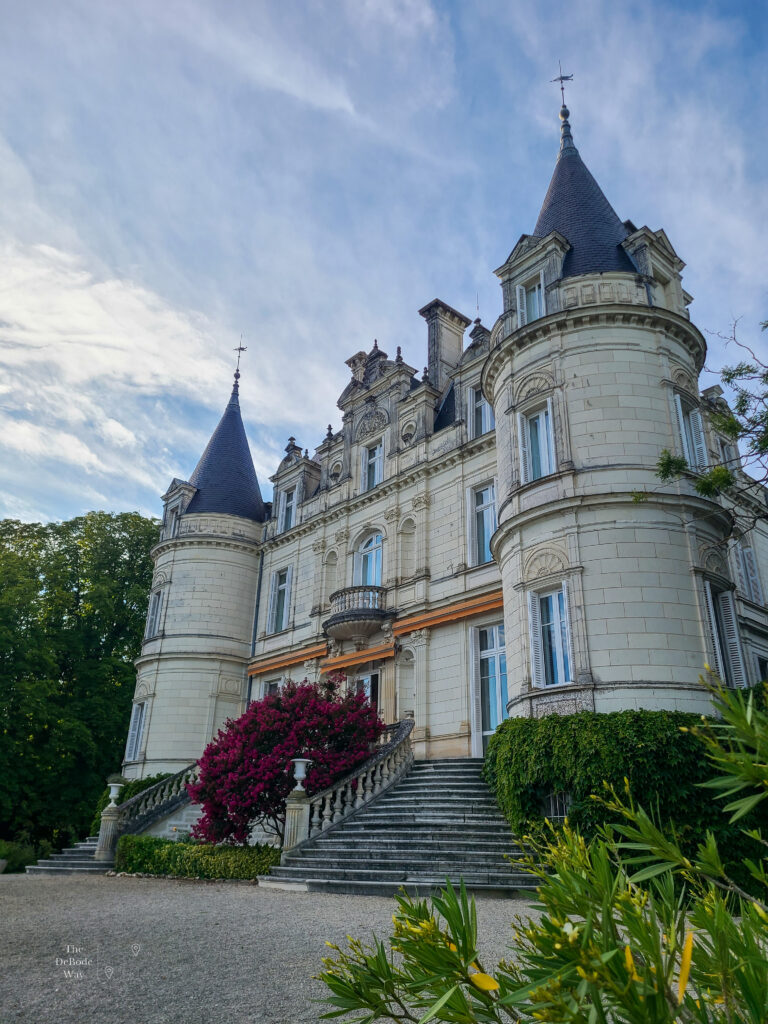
left=482, top=704, right=768, bottom=882
left=90, top=774, right=172, bottom=836
left=115, top=834, right=280, bottom=879
left=187, top=675, right=384, bottom=845
left=0, top=839, right=37, bottom=872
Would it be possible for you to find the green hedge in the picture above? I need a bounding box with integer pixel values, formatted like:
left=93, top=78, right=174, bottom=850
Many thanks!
left=90, top=774, right=172, bottom=836
left=115, top=834, right=281, bottom=879
left=483, top=706, right=768, bottom=883
left=0, top=839, right=38, bottom=872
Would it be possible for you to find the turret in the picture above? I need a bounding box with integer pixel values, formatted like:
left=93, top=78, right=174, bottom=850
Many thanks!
left=124, top=371, right=266, bottom=778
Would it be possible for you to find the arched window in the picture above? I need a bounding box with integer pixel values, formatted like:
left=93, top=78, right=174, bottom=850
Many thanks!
left=356, top=534, right=383, bottom=587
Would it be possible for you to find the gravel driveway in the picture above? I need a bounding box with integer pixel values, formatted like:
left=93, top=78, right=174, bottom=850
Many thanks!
left=1, top=875, right=538, bottom=1024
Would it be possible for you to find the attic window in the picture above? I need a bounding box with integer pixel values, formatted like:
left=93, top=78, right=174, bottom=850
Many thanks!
left=516, top=271, right=546, bottom=327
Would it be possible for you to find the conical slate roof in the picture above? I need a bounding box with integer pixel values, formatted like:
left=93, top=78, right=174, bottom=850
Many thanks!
left=186, top=375, right=266, bottom=522
left=533, top=106, right=636, bottom=278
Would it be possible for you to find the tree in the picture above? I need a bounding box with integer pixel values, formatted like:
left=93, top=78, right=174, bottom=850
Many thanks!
left=0, top=511, right=158, bottom=847
left=320, top=682, right=768, bottom=1022
left=656, top=320, right=768, bottom=532
left=187, top=676, right=384, bottom=845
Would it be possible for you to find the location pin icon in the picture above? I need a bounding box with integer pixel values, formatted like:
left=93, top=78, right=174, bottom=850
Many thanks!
left=104, top=966, right=114, bottom=981
left=131, top=944, right=141, bottom=957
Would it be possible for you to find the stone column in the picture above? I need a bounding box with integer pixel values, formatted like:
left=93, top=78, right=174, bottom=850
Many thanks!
left=94, top=805, right=121, bottom=862
left=283, top=791, right=311, bottom=851
left=409, top=628, right=431, bottom=759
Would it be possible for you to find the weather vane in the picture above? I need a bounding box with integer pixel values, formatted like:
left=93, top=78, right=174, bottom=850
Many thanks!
left=234, top=336, right=247, bottom=375
left=551, top=61, right=573, bottom=106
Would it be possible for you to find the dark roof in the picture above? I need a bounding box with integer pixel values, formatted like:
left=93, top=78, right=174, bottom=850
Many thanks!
left=433, top=382, right=455, bottom=432
left=533, top=106, right=636, bottom=279
left=186, top=377, right=266, bottom=522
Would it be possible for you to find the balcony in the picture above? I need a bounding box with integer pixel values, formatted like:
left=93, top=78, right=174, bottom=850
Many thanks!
left=322, top=586, right=392, bottom=642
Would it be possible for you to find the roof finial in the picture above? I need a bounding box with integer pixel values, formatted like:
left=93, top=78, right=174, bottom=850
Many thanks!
left=551, top=63, right=577, bottom=158
left=233, top=336, right=247, bottom=393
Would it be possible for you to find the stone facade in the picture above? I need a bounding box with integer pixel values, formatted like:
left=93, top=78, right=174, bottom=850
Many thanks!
left=123, top=107, right=768, bottom=780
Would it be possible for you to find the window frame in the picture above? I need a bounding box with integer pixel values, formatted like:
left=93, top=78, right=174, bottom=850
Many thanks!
left=516, top=269, right=547, bottom=328
left=518, top=398, right=556, bottom=484
left=145, top=590, right=164, bottom=638
left=527, top=581, right=575, bottom=688
left=673, top=393, right=708, bottom=471
left=467, top=385, right=495, bottom=439
left=702, top=580, right=747, bottom=687
left=279, top=487, right=296, bottom=532
left=125, top=701, right=146, bottom=762
left=469, top=482, right=497, bottom=567
left=355, top=533, right=383, bottom=587
left=734, top=540, right=764, bottom=605
left=362, top=439, right=384, bottom=491
left=267, top=566, right=293, bottom=634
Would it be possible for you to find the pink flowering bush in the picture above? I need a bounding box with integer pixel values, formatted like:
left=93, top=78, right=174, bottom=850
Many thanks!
left=187, top=675, right=384, bottom=845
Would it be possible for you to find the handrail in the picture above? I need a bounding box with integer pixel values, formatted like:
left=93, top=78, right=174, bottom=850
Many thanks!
left=327, top=585, right=387, bottom=615
left=283, top=718, right=414, bottom=851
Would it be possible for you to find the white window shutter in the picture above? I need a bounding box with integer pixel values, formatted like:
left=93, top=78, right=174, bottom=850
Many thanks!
left=717, top=590, right=747, bottom=687
left=742, top=546, right=764, bottom=605
left=561, top=580, right=575, bottom=683
left=134, top=703, right=146, bottom=758
left=518, top=412, right=530, bottom=484
left=546, top=396, right=556, bottom=474
left=674, top=394, right=692, bottom=465
left=703, top=581, right=726, bottom=680
left=690, top=409, right=708, bottom=469
left=283, top=566, right=294, bottom=630
left=527, top=591, right=544, bottom=687
left=469, top=628, right=483, bottom=757
left=125, top=703, right=142, bottom=761
left=278, top=491, right=286, bottom=529
left=732, top=541, right=748, bottom=595
left=516, top=285, right=527, bottom=327
left=539, top=269, right=547, bottom=315
left=266, top=572, right=278, bottom=634
left=466, top=387, right=474, bottom=438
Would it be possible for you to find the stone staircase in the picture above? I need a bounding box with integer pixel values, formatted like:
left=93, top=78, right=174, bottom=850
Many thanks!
left=25, top=837, right=113, bottom=876
left=261, top=758, right=534, bottom=896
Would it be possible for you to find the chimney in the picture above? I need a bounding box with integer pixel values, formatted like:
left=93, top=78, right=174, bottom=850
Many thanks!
left=418, top=299, right=471, bottom=393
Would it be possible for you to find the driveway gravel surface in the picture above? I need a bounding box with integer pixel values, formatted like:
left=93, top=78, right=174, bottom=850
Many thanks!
left=1, top=874, right=539, bottom=1024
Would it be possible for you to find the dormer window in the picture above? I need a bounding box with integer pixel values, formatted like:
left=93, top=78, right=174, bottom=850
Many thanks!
left=279, top=487, right=296, bottom=532
left=165, top=507, right=180, bottom=539
left=516, top=271, right=546, bottom=327
left=363, top=441, right=384, bottom=491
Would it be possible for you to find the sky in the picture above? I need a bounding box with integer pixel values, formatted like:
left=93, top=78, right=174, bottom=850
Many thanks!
left=0, top=0, right=766, bottom=523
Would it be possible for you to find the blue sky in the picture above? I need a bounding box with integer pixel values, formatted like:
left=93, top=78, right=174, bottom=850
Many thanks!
left=0, top=0, right=766, bottom=522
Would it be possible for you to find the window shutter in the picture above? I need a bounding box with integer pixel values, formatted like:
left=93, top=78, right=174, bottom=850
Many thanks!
left=717, top=590, right=747, bottom=687
left=125, top=703, right=142, bottom=761
left=266, top=572, right=278, bottom=634
left=283, top=566, right=293, bottom=631
left=376, top=442, right=384, bottom=483
left=527, top=591, right=544, bottom=687
left=539, top=269, right=547, bottom=315
left=278, top=491, right=286, bottom=530
left=702, top=581, right=726, bottom=680
left=673, top=394, right=692, bottom=465
left=546, top=396, right=556, bottom=474
left=469, top=628, right=483, bottom=757
left=690, top=409, right=708, bottom=469
left=516, top=285, right=527, bottom=327
left=134, top=703, right=146, bottom=758
left=561, top=580, right=575, bottom=683
left=731, top=541, right=748, bottom=595
left=517, top=413, right=530, bottom=484
left=742, top=546, right=764, bottom=605
left=466, top=387, right=474, bottom=438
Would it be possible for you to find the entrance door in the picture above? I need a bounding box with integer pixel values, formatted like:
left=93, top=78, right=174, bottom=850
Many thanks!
left=355, top=672, right=379, bottom=709
left=479, top=624, right=507, bottom=754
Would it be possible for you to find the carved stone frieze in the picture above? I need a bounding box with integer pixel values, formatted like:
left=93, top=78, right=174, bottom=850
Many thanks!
left=383, top=505, right=400, bottom=522
left=312, top=539, right=326, bottom=554
left=412, top=494, right=432, bottom=511
left=335, top=528, right=350, bottom=544
left=356, top=408, right=389, bottom=441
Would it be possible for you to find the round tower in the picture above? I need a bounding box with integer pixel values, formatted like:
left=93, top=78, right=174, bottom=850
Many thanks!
left=124, top=372, right=267, bottom=778
left=484, top=105, right=737, bottom=720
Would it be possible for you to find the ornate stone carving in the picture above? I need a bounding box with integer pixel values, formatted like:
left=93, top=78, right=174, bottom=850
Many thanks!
left=515, top=372, right=554, bottom=403
left=312, top=539, right=326, bottom=554
left=218, top=675, right=242, bottom=695
left=335, top=528, right=350, bottom=545
left=384, top=505, right=400, bottom=522
left=412, top=494, right=432, bottom=510
left=699, top=545, right=728, bottom=577
left=409, top=628, right=431, bottom=646
left=523, top=547, right=568, bottom=582
left=672, top=367, right=697, bottom=395
left=382, top=621, right=394, bottom=642
left=153, top=569, right=170, bottom=587
left=356, top=408, right=389, bottom=441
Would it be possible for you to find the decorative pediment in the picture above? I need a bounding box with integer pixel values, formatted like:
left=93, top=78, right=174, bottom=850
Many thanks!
left=699, top=545, right=728, bottom=577
left=515, top=371, right=555, bottom=404
left=672, top=367, right=698, bottom=397
left=356, top=407, right=389, bottom=441
left=523, top=546, right=568, bottom=582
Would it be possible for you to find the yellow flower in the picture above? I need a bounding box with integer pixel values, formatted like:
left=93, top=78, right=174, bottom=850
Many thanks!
left=624, top=945, right=633, bottom=973
left=677, top=932, right=694, bottom=1004
left=469, top=972, right=500, bottom=992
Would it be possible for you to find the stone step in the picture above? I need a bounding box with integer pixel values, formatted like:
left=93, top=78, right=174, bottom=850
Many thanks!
left=259, top=877, right=533, bottom=897
left=60, top=845, right=97, bottom=855
left=371, top=798, right=499, bottom=811
left=338, top=822, right=513, bottom=837
left=270, top=865, right=531, bottom=885
left=349, top=813, right=509, bottom=826
left=283, top=855, right=517, bottom=872
left=308, top=838, right=520, bottom=854
left=48, top=855, right=98, bottom=865
left=25, top=862, right=113, bottom=875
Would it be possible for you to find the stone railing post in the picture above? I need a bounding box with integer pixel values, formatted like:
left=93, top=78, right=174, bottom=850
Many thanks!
left=283, top=791, right=311, bottom=851
left=94, top=804, right=121, bottom=862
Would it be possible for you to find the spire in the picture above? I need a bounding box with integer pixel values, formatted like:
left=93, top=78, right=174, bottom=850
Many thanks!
left=533, top=104, right=636, bottom=279
left=185, top=372, right=266, bottom=522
